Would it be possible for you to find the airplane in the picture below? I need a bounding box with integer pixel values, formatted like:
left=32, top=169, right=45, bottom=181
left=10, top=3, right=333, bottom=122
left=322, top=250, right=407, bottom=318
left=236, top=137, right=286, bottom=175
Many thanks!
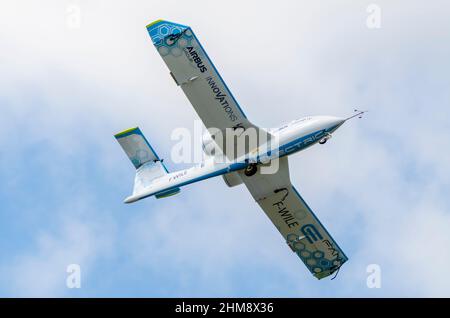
left=115, top=19, right=365, bottom=280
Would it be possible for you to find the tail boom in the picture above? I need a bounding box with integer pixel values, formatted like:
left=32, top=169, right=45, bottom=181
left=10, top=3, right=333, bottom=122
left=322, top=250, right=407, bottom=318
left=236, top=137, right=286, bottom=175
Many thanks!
left=123, top=161, right=247, bottom=203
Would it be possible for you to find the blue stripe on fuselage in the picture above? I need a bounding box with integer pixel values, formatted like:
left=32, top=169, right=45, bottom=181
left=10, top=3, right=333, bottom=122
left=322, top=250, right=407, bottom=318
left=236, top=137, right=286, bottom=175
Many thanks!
left=132, top=127, right=335, bottom=202
left=132, top=162, right=247, bottom=202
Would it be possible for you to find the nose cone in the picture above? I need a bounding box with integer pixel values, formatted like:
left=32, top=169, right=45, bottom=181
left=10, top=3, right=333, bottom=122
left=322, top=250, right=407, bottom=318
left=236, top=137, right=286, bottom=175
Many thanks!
left=321, top=116, right=345, bottom=133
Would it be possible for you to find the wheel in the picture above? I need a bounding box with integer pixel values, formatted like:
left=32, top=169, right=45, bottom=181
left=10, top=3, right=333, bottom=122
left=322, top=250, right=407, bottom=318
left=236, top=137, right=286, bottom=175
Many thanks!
left=319, top=138, right=327, bottom=144
left=244, top=164, right=258, bottom=176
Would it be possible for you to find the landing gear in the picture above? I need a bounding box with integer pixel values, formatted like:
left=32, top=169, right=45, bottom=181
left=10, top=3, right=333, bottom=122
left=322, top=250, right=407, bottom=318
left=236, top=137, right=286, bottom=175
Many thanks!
left=319, top=133, right=332, bottom=145
left=244, top=163, right=258, bottom=177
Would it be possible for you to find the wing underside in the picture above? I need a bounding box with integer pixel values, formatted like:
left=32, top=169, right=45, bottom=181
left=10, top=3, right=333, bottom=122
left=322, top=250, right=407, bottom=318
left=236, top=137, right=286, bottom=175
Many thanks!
left=147, top=20, right=249, bottom=130
left=146, top=20, right=271, bottom=160
left=239, top=157, right=348, bottom=279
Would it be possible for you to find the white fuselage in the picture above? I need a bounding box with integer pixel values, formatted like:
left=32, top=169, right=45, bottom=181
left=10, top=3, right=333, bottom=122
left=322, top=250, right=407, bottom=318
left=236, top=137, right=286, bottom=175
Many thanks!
left=124, top=116, right=345, bottom=203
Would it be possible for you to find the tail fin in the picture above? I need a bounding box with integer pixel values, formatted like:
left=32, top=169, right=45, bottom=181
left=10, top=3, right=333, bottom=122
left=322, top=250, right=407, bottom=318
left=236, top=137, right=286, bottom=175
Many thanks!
left=114, top=127, right=180, bottom=197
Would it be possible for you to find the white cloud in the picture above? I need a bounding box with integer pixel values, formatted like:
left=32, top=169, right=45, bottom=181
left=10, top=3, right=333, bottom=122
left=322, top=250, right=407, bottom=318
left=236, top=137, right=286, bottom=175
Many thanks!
left=2, top=210, right=116, bottom=297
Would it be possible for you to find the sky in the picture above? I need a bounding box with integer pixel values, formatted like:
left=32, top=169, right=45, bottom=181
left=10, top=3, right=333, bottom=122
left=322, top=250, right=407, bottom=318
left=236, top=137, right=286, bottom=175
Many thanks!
left=0, top=0, right=450, bottom=297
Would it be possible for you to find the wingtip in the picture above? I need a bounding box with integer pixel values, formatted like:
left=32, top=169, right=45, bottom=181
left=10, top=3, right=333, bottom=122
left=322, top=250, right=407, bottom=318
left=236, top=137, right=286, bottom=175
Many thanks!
left=146, top=19, right=189, bottom=30
left=146, top=20, right=190, bottom=45
left=114, top=127, right=139, bottom=139
left=146, top=19, right=164, bottom=29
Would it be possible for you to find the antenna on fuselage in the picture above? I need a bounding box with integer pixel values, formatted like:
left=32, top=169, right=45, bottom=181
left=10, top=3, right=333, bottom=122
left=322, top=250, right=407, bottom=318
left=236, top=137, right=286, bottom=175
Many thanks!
left=345, top=109, right=368, bottom=121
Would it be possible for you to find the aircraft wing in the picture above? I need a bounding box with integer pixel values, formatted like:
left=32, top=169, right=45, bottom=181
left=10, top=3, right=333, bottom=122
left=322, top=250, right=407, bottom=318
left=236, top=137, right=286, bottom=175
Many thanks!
left=239, top=157, right=348, bottom=279
left=146, top=20, right=270, bottom=159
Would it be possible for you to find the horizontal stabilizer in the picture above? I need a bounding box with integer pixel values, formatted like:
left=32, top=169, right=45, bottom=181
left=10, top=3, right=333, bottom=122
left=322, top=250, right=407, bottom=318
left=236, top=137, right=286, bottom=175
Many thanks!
left=155, top=187, right=181, bottom=199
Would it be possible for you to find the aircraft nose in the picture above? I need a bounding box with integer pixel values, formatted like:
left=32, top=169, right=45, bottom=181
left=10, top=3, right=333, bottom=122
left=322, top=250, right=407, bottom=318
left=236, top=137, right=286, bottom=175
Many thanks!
left=327, top=117, right=345, bottom=132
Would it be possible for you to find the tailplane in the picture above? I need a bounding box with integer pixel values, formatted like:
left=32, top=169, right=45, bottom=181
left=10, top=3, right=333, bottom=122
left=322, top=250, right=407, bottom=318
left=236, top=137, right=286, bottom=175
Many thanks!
left=114, top=127, right=180, bottom=197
